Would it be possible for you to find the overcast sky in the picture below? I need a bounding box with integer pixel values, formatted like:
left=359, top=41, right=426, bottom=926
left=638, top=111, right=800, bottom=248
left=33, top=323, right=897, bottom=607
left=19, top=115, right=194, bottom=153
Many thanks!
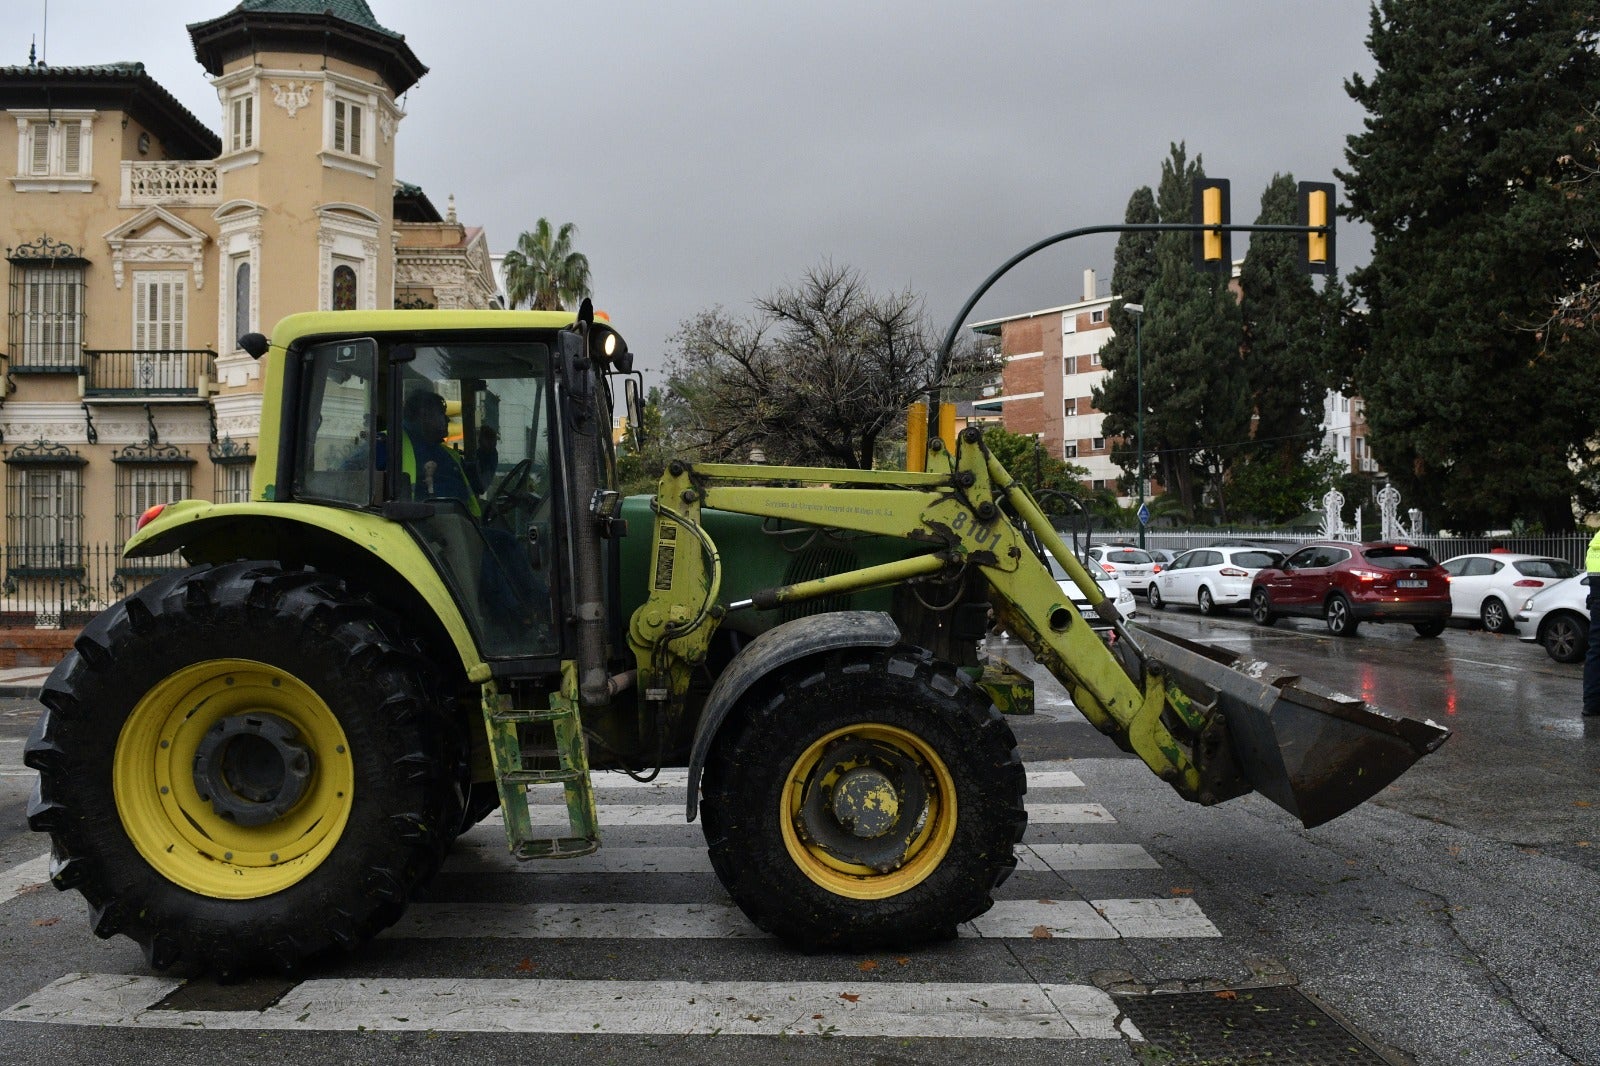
left=4, top=1, right=1378, bottom=383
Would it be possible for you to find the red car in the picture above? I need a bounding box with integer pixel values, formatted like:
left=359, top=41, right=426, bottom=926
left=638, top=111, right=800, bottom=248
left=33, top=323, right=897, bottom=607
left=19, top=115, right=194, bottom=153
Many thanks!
left=1249, top=540, right=1451, bottom=637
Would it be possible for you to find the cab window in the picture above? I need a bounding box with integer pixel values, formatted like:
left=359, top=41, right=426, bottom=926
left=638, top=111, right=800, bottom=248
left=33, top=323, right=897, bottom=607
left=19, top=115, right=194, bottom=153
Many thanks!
left=295, top=338, right=377, bottom=507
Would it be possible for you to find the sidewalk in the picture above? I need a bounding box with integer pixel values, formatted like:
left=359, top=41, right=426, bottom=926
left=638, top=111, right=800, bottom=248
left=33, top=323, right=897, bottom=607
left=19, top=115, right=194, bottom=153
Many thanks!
left=0, top=665, right=52, bottom=700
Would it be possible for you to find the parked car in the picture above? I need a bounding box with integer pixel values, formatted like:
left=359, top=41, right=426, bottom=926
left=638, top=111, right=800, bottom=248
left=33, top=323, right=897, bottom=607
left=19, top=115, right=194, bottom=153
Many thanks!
left=1048, top=555, right=1138, bottom=631
left=1145, top=547, right=1179, bottom=569
left=1439, top=552, right=1578, bottom=633
left=1149, top=546, right=1286, bottom=615
left=1515, top=574, right=1590, bottom=663
left=1083, top=545, right=1157, bottom=595
left=1249, top=540, right=1451, bottom=637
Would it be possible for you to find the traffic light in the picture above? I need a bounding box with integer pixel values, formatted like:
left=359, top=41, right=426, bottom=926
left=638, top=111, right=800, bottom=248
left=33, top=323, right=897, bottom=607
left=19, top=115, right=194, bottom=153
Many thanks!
left=1191, top=178, right=1231, bottom=273
left=1298, top=181, right=1336, bottom=276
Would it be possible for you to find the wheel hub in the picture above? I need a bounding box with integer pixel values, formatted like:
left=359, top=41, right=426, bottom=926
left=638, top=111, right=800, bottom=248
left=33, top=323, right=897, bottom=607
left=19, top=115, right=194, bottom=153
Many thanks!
left=191, top=713, right=313, bottom=827
left=798, top=739, right=928, bottom=872
left=831, top=767, right=900, bottom=838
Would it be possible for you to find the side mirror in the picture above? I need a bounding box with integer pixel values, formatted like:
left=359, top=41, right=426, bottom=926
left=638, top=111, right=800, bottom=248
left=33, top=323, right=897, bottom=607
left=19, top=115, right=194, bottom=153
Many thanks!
left=624, top=376, right=645, bottom=449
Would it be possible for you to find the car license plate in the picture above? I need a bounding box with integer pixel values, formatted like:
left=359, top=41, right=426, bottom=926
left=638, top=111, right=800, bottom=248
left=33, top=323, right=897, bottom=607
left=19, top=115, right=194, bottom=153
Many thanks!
left=1397, top=579, right=1427, bottom=588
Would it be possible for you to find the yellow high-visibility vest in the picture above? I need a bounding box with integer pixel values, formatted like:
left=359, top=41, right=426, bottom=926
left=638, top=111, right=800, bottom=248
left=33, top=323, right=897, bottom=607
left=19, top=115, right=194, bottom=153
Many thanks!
left=401, top=432, right=481, bottom=518
left=1586, top=530, right=1600, bottom=574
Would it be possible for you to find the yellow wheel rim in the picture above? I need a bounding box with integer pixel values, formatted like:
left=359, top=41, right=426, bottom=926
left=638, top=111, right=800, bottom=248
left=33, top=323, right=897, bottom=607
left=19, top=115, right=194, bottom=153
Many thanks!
left=113, top=658, right=354, bottom=900
left=779, top=723, right=957, bottom=900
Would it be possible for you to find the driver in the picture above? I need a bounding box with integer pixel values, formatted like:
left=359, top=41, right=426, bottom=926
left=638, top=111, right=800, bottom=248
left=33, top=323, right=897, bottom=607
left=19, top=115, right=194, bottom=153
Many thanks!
left=401, top=388, right=480, bottom=515
left=400, top=384, right=547, bottom=636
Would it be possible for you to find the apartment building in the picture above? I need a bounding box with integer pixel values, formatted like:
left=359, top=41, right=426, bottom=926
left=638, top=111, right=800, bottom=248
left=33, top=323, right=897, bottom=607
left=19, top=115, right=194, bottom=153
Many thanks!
left=972, top=267, right=1374, bottom=502
left=0, top=1, right=494, bottom=603
left=970, top=269, right=1126, bottom=496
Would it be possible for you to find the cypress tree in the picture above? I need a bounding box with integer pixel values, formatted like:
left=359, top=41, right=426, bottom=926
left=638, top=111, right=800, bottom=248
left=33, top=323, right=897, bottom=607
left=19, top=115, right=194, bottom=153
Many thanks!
left=1096, top=143, right=1250, bottom=519
left=1339, top=0, right=1600, bottom=531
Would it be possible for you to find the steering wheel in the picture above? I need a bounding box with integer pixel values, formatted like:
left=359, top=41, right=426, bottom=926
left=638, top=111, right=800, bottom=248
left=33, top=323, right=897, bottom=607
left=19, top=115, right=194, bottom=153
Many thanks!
left=482, top=458, right=542, bottom=525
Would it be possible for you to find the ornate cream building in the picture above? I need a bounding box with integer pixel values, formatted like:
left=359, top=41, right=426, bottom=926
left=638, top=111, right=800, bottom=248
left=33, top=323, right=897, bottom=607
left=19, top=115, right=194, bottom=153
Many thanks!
left=0, top=1, right=495, bottom=613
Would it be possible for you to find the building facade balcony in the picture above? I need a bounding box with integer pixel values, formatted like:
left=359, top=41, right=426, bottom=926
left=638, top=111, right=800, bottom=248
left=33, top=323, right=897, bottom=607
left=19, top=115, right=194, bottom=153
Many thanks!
left=81, top=348, right=217, bottom=399
left=119, top=160, right=221, bottom=208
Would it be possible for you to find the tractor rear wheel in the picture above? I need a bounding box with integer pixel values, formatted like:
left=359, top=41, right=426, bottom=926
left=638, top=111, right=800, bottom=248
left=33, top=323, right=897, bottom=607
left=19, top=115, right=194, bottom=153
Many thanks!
left=700, top=646, right=1027, bottom=950
left=25, top=561, right=460, bottom=978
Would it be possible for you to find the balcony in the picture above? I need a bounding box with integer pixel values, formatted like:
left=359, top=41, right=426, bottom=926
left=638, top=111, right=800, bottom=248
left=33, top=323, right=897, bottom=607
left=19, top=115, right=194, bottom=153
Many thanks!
left=119, top=160, right=220, bottom=207
left=82, top=349, right=217, bottom=399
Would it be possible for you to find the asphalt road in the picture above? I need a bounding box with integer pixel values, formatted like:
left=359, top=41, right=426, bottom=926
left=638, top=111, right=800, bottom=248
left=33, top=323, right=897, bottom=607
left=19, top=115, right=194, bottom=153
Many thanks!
left=0, top=609, right=1592, bottom=1065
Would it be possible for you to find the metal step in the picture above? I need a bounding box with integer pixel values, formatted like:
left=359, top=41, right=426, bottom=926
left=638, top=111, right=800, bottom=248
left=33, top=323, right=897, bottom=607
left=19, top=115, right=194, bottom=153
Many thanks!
left=480, top=667, right=598, bottom=858
left=512, top=836, right=601, bottom=860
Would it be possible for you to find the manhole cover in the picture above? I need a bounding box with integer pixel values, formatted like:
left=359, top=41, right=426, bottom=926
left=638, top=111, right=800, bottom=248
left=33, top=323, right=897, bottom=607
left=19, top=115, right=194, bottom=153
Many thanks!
left=1113, top=985, right=1402, bottom=1065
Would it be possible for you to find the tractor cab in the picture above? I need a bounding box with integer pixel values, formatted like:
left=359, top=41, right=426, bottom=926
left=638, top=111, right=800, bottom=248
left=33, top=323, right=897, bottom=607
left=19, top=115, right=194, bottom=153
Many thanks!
left=277, top=309, right=631, bottom=662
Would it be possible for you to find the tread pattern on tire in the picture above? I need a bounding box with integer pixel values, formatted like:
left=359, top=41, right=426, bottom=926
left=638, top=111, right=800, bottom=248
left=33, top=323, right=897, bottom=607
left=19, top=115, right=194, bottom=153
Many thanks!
left=25, top=560, right=461, bottom=978
left=699, top=645, right=1027, bottom=952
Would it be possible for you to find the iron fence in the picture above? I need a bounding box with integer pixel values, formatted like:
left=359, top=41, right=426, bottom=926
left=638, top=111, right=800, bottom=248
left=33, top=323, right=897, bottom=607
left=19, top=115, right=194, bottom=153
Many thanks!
left=1, top=541, right=176, bottom=628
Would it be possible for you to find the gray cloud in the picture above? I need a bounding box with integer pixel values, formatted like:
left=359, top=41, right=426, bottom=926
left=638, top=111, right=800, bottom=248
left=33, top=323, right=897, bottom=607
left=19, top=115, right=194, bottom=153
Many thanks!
left=4, top=1, right=1376, bottom=382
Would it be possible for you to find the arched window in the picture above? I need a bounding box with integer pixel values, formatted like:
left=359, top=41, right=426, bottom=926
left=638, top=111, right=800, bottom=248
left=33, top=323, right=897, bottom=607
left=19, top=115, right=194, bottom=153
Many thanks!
left=233, top=258, right=251, bottom=341
left=332, top=263, right=357, bottom=311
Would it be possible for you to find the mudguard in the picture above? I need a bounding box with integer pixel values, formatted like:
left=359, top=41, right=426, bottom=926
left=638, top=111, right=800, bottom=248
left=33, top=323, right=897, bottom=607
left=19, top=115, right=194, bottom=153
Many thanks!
left=684, top=610, right=902, bottom=821
left=122, top=499, right=487, bottom=677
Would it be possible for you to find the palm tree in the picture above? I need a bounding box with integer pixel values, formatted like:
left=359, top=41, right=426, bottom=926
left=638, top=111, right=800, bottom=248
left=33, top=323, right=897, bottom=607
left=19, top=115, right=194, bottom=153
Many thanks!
left=501, top=219, right=592, bottom=311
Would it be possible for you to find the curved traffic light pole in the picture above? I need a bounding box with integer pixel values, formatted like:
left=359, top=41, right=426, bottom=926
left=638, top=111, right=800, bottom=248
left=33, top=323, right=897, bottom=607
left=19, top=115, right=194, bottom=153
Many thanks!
left=930, top=220, right=1329, bottom=397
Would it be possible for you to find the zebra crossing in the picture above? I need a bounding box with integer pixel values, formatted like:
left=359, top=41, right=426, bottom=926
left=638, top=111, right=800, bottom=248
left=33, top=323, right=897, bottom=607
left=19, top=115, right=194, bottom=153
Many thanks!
left=0, top=759, right=1222, bottom=1044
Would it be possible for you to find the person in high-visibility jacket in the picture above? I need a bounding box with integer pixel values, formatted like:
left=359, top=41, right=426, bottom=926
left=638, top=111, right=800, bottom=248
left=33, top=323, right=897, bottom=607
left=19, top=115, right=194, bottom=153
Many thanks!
left=401, top=386, right=545, bottom=634
left=401, top=389, right=480, bottom=515
left=1585, top=529, right=1600, bottom=717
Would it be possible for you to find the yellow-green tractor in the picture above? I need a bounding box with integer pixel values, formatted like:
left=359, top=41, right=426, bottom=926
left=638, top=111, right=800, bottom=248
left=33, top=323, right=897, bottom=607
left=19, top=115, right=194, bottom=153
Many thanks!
left=25, top=303, right=1447, bottom=977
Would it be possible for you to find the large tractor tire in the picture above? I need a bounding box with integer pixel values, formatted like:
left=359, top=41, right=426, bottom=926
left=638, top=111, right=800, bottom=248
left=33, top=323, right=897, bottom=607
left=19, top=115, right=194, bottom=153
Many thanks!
left=700, top=646, right=1027, bottom=951
left=25, top=561, right=461, bottom=978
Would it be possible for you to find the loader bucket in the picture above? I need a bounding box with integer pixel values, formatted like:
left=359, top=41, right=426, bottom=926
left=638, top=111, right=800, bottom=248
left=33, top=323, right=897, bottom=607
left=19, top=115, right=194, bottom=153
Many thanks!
left=1137, top=630, right=1450, bottom=829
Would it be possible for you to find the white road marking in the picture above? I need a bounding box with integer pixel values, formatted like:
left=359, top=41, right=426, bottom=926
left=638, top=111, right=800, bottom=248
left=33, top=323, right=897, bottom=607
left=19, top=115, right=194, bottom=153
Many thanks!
left=517, top=762, right=1084, bottom=794
left=0, top=854, right=50, bottom=905
left=445, top=841, right=1160, bottom=876
left=1093, top=898, right=1222, bottom=938
left=1, top=972, right=1143, bottom=1040
left=1446, top=657, right=1520, bottom=671
left=0, top=752, right=1203, bottom=1041
left=446, top=843, right=712, bottom=874
left=523, top=801, right=1113, bottom=826
left=1024, top=770, right=1084, bottom=789
left=1021, top=843, right=1160, bottom=871
left=385, top=898, right=1215, bottom=941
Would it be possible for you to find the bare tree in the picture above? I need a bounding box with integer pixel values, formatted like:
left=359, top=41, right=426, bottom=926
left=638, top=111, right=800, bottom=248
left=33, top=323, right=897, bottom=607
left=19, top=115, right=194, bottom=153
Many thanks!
left=665, top=263, right=993, bottom=469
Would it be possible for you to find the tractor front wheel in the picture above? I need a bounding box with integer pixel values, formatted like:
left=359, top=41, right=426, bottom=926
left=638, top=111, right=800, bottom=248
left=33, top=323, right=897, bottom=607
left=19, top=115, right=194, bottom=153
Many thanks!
left=700, top=647, right=1027, bottom=950
left=25, top=561, right=460, bottom=977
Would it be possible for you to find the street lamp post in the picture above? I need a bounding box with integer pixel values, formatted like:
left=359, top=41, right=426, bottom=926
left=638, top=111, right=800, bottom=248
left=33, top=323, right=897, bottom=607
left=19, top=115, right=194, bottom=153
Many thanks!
left=1123, top=302, right=1145, bottom=548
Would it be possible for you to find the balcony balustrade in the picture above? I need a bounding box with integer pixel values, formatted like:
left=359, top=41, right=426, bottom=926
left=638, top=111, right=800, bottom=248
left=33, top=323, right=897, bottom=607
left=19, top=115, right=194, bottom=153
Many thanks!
left=82, top=349, right=217, bottom=398
left=119, top=160, right=221, bottom=206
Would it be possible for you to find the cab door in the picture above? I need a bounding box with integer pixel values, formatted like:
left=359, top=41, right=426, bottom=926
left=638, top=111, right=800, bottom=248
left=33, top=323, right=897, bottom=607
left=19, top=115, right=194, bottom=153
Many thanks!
left=390, top=340, right=562, bottom=660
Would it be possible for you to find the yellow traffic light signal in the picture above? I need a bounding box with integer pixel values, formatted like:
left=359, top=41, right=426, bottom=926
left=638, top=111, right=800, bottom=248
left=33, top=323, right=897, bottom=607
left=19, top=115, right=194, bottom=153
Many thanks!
left=1298, top=181, right=1337, bottom=276
left=1191, top=178, right=1231, bottom=273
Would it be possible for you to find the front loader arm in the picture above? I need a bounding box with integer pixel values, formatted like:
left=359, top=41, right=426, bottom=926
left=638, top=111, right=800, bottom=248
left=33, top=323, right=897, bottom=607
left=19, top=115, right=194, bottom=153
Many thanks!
left=625, top=447, right=1214, bottom=800
left=628, top=433, right=1447, bottom=828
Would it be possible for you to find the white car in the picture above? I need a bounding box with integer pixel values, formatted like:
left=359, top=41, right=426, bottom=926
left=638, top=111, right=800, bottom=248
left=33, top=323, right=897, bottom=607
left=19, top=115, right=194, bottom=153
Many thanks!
left=1148, top=545, right=1285, bottom=615
left=1515, top=574, right=1590, bottom=663
left=1439, top=552, right=1578, bottom=634
left=1083, top=545, right=1157, bottom=594
left=1048, top=555, right=1137, bottom=631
